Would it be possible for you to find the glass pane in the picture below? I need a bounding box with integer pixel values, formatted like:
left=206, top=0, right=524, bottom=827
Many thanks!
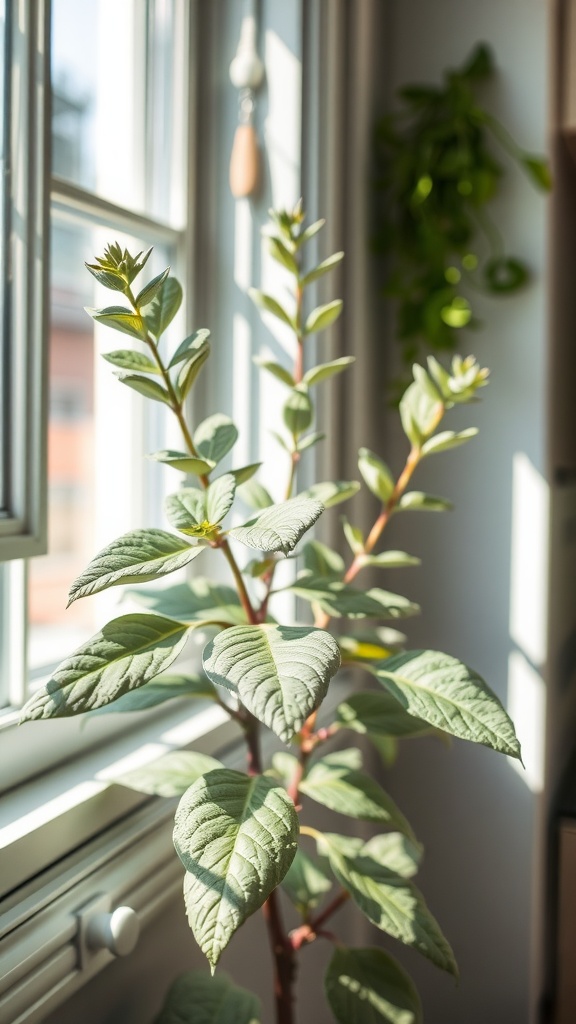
left=51, top=0, right=186, bottom=225
left=27, top=213, right=174, bottom=685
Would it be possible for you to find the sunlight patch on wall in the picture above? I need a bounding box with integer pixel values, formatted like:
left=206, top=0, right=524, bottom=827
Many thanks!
left=507, top=452, right=550, bottom=792
left=509, top=452, right=550, bottom=667
left=507, top=650, right=546, bottom=793
left=264, top=29, right=301, bottom=208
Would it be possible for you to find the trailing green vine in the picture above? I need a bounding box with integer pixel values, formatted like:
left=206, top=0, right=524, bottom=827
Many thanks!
left=373, top=43, right=551, bottom=380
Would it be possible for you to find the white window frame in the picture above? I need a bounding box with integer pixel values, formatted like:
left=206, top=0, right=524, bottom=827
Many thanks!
left=0, top=0, right=50, bottom=560
left=0, top=0, right=195, bottom=720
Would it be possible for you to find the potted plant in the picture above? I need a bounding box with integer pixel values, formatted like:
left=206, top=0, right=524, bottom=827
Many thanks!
left=21, top=203, right=520, bottom=1024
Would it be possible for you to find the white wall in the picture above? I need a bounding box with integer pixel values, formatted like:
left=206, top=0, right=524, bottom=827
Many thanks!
left=376, top=2, right=551, bottom=1022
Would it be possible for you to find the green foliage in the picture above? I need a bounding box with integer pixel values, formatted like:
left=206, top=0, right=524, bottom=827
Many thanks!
left=111, top=750, right=223, bottom=797
left=325, top=946, right=422, bottom=1024
left=155, top=971, right=262, bottom=1024
left=315, top=831, right=458, bottom=975
left=21, top=205, right=521, bottom=1024
left=203, top=624, right=340, bottom=742
left=174, top=769, right=298, bottom=968
left=373, top=42, right=551, bottom=373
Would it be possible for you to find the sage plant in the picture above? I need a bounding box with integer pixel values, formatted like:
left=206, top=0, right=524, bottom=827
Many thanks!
left=21, top=205, right=521, bottom=1024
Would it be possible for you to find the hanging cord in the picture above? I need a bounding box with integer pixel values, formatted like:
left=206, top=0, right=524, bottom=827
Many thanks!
left=229, top=4, right=265, bottom=198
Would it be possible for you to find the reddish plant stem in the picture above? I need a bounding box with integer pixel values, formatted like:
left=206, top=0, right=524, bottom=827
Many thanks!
left=289, top=890, right=351, bottom=951
left=313, top=440, right=429, bottom=631
left=262, top=891, right=297, bottom=1024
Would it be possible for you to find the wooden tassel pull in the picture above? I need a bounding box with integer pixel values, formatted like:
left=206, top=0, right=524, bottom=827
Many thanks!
left=229, top=122, right=261, bottom=198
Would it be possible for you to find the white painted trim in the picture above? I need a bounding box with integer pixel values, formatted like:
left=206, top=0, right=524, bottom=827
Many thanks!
left=0, top=0, right=50, bottom=560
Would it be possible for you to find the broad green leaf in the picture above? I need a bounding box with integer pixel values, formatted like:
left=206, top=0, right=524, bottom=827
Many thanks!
left=358, top=448, right=395, bottom=503
left=102, top=349, right=160, bottom=373
left=289, top=577, right=420, bottom=619
left=253, top=356, right=295, bottom=387
left=342, top=626, right=407, bottom=649
left=300, top=749, right=415, bottom=838
left=305, top=299, right=343, bottom=335
left=270, top=750, right=299, bottom=788
left=245, top=555, right=276, bottom=578
left=135, top=267, right=170, bottom=309
left=282, top=848, right=332, bottom=916
left=88, top=673, right=217, bottom=715
left=301, top=251, right=345, bottom=287
left=112, top=750, right=223, bottom=797
left=115, top=372, right=170, bottom=405
left=339, top=637, right=397, bottom=662
left=129, top=246, right=153, bottom=280
left=283, top=388, right=313, bottom=435
left=174, top=769, right=298, bottom=967
left=228, top=462, right=261, bottom=485
left=176, top=342, right=211, bottom=401
left=85, top=264, right=126, bottom=292
left=206, top=474, right=236, bottom=524
left=129, top=577, right=245, bottom=625
left=396, top=492, right=452, bottom=513
left=268, top=236, right=299, bottom=275
left=142, top=277, right=183, bottom=337
left=521, top=155, right=552, bottom=191
left=296, top=431, right=325, bottom=452
left=203, top=624, right=340, bottom=742
left=67, top=528, right=205, bottom=604
left=342, top=517, right=364, bottom=554
left=148, top=449, right=216, bottom=475
left=399, top=381, right=443, bottom=446
left=336, top=691, right=429, bottom=738
left=302, top=539, right=345, bottom=578
left=362, top=833, right=422, bottom=880
left=325, top=946, right=423, bottom=1024
left=317, top=835, right=457, bottom=976
left=426, top=356, right=451, bottom=399
left=86, top=305, right=145, bottom=340
left=270, top=430, right=292, bottom=452
left=371, top=650, right=521, bottom=757
left=229, top=496, right=323, bottom=554
left=20, top=614, right=190, bottom=721
left=359, top=550, right=421, bottom=569
left=296, top=218, right=325, bottom=245
left=412, top=363, right=443, bottom=402
left=421, top=428, right=478, bottom=457
left=166, top=489, right=209, bottom=536
left=248, top=288, right=294, bottom=328
left=440, top=296, right=471, bottom=328
left=300, top=480, right=360, bottom=508
left=156, top=970, right=262, bottom=1024
left=303, top=355, right=354, bottom=387
left=194, top=414, right=239, bottom=465
left=168, top=328, right=211, bottom=368
left=368, top=733, right=399, bottom=767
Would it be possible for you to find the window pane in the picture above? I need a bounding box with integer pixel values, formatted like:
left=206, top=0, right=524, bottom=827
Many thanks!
left=28, top=214, right=174, bottom=685
left=51, top=0, right=187, bottom=225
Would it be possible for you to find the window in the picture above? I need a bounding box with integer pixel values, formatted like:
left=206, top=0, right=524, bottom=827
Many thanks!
left=0, top=0, right=193, bottom=785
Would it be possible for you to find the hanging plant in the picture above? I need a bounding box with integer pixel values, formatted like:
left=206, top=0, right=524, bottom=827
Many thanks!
left=373, top=43, right=551, bottom=379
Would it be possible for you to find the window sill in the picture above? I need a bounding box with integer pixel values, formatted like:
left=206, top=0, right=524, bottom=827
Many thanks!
left=0, top=675, right=351, bottom=1023
left=0, top=701, right=240, bottom=900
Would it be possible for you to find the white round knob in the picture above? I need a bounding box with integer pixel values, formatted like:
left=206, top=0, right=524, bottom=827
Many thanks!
left=86, top=906, right=140, bottom=957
